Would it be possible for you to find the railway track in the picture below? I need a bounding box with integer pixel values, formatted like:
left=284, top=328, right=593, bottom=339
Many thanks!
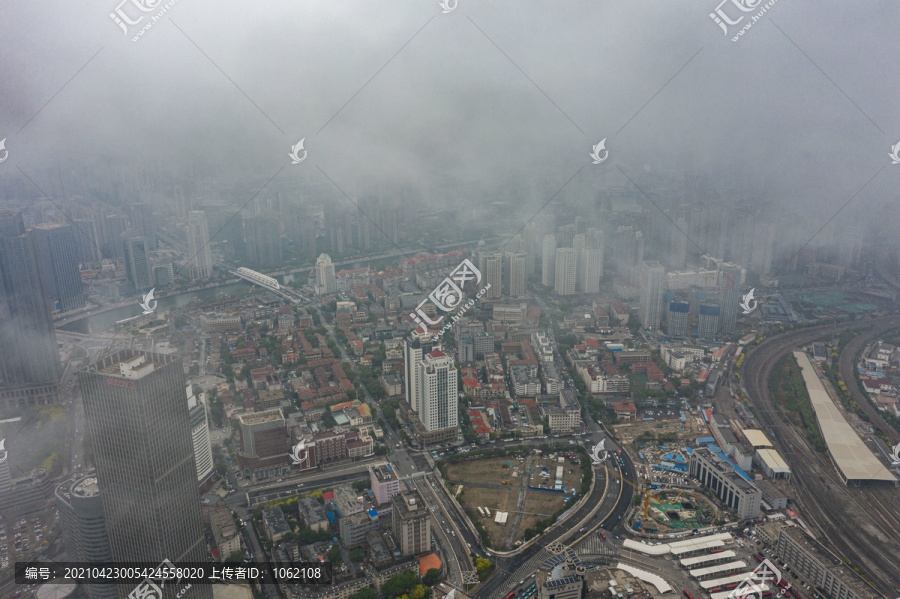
left=838, top=322, right=900, bottom=446
left=742, top=318, right=900, bottom=596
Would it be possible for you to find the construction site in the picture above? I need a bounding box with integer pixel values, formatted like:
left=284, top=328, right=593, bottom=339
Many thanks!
left=442, top=450, right=584, bottom=549
left=632, top=488, right=721, bottom=533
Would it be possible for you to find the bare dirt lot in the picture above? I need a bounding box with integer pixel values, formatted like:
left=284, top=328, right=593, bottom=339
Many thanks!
left=445, top=453, right=584, bottom=548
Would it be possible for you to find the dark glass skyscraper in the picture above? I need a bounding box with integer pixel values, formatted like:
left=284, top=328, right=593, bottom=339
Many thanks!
left=718, top=264, right=741, bottom=336
left=33, top=223, right=86, bottom=313
left=79, top=350, right=211, bottom=599
left=122, top=236, right=152, bottom=290
left=0, top=212, right=60, bottom=410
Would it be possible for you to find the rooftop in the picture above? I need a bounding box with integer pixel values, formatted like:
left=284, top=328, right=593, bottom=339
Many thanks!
left=391, top=489, right=428, bottom=521
left=71, top=477, right=99, bottom=498
left=793, top=351, right=896, bottom=482
left=741, top=428, right=773, bottom=448
left=781, top=526, right=877, bottom=598
left=261, top=506, right=291, bottom=535
left=693, top=447, right=758, bottom=493
left=238, top=408, right=285, bottom=425
left=89, top=350, right=175, bottom=380
left=370, top=463, right=397, bottom=483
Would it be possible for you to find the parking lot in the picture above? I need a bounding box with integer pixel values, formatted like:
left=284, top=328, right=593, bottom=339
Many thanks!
left=0, top=510, right=55, bottom=572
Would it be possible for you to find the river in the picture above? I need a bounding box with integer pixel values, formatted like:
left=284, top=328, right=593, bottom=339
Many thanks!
left=58, top=281, right=254, bottom=335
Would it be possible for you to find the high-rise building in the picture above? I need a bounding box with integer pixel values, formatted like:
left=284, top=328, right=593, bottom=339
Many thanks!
left=122, top=236, right=152, bottom=290
left=55, top=475, right=116, bottom=599
left=718, top=263, right=742, bottom=336
left=32, top=223, right=85, bottom=313
left=666, top=300, right=690, bottom=338
left=403, top=331, right=439, bottom=414
left=236, top=408, right=291, bottom=483
left=580, top=248, right=604, bottom=294
left=72, top=218, right=101, bottom=263
left=243, top=214, right=282, bottom=267
left=0, top=438, right=10, bottom=496
left=523, top=222, right=538, bottom=275
left=103, top=214, right=127, bottom=259
left=130, top=203, right=156, bottom=251
left=390, top=489, right=431, bottom=556
left=478, top=251, right=502, bottom=300
left=417, top=349, right=458, bottom=433
left=368, top=463, right=400, bottom=505
left=79, top=350, right=211, bottom=599
left=506, top=251, right=527, bottom=297
left=689, top=447, right=761, bottom=519
left=573, top=233, right=585, bottom=287
left=0, top=212, right=60, bottom=410
left=639, top=260, right=665, bottom=329
left=314, top=253, right=336, bottom=296
left=556, top=224, right=575, bottom=250
left=671, top=215, right=688, bottom=269
left=187, top=388, right=214, bottom=492
left=186, top=211, right=213, bottom=281
left=697, top=303, right=721, bottom=339
left=541, top=234, right=556, bottom=287
left=554, top=247, right=576, bottom=296
left=582, top=228, right=605, bottom=293
left=284, top=204, right=317, bottom=258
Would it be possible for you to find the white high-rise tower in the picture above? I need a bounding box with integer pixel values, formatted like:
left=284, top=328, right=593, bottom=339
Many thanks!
left=554, top=247, right=576, bottom=296
left=417, top=349, right=458, bottom=433
left=315, top=253, right=337, bottom=295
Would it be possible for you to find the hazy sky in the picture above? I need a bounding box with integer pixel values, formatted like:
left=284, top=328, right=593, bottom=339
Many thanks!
left=1, top=0, right=899, bottom=227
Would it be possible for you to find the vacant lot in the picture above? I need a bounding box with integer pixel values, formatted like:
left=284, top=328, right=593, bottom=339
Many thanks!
left=445, top=453, right=586, bottom=548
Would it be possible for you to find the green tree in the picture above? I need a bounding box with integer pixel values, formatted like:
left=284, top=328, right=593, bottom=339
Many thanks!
left=423, top=569, right=441, bottom=585
left=224, top=549, right=245, bottom=563
left=474, top=557, right=495, bottom=580
left=327, top=543, right=343, bottom=564
left=382, top=569, right=419, bottom=598
left=349, top=547, right=365, bottom=562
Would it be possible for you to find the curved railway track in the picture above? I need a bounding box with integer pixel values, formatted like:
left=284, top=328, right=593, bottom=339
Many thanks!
left=742, top=317, right=900, bottom=596
left=838, top=322, right=900, bottom=446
